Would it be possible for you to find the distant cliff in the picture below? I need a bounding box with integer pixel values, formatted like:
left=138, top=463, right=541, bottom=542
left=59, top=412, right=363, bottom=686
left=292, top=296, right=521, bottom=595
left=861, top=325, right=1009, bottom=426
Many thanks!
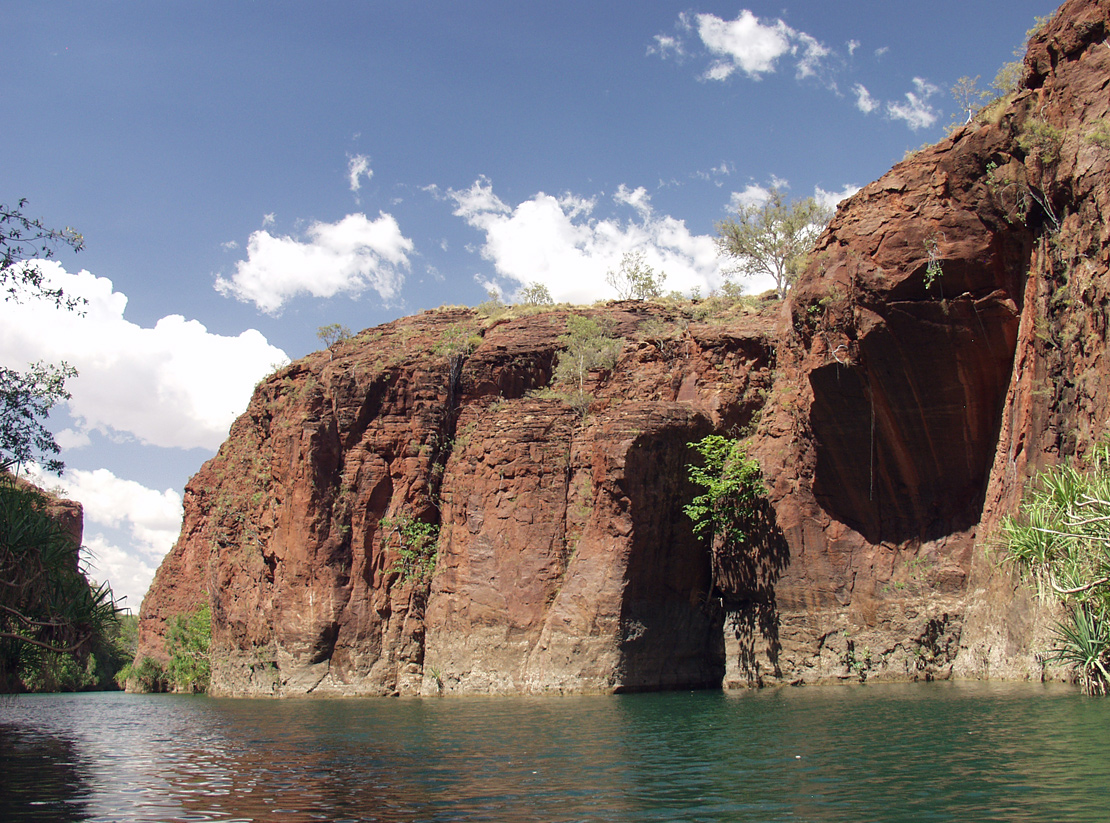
left=136, top=0, right=1110, bottom=695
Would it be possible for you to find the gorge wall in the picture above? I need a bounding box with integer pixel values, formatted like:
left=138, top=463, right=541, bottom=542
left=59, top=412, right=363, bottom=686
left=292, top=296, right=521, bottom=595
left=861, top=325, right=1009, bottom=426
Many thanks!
left=135, top=0, right=1110, bottom=695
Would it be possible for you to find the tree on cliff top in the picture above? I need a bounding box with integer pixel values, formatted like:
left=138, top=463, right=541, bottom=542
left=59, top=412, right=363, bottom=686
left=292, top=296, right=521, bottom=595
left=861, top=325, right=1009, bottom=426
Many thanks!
left=715, top=188, right=831, bottom=300
left=605, top=251, right=666, bottom=300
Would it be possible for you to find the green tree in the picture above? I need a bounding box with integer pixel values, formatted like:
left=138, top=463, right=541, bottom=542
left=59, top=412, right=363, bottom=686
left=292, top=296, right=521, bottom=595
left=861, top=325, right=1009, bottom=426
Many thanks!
left=552, top=315, right=623, bottom=414
left=715, top=188, right=832, bottom=300
left=1, top=199, right=84, bottom=476
left=2, top=198, right=85, bottom=310
left=518, top=281, right=554, bottom=305
left=1, top=361, right=77, bottom=475
left=165, top=603, right=212, bottom=693
left=1002, top=445, right=1110, bottom=695
left=316, top=323, right=352, bottom=350
left=683, top=435, right=766, bottom=547
left=383, top=515, right=440, bottom=583
left=950, top=75, right=992, bottom=127
left=605, top=251, right=666, bottom=300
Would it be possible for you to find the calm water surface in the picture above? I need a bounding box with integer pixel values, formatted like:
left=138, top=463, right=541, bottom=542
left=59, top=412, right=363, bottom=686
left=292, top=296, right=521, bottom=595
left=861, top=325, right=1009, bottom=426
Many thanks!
left=1, top=681, right=1107, bottom=822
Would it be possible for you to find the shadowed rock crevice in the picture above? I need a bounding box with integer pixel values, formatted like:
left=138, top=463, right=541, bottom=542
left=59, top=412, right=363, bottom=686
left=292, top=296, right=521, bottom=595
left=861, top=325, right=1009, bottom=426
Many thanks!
left=810, top=290, right=1022, bottom=544
left=716, top=495, right=789, bottom=687
left=617, top=422, right=723, bottom=692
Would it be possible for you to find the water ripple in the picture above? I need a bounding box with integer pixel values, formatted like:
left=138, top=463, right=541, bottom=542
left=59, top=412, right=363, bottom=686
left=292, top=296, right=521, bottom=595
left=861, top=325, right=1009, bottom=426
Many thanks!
left=2, top=682, right=1108, bottom=822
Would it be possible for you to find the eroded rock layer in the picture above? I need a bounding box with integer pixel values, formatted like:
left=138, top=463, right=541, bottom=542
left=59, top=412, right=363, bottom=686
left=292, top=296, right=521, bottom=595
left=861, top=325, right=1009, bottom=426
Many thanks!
left=136, top=0, right=1110, bottom=694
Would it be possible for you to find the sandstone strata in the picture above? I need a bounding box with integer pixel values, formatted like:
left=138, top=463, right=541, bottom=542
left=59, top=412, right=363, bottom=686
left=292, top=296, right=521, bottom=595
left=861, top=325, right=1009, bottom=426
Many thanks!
left=137, top=0, right=1110, bottom=694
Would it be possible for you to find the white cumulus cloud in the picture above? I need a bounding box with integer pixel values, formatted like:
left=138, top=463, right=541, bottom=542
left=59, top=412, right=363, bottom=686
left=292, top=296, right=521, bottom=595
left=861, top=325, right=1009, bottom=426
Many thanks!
left=348, top=154, right=372, bottom=193
left=815, top=184, right=861, bottom=211
left=215, top=212, right=414, bottom=314
left=449, top=178, right=728, bottom=303
left=888, top=77, right=940, bottom=130
left=63, top=468, right=182, bottom=609
left=695, top=10, right=793, bottom=79
left=853, top=83, right=879, bottom=114
left=656, top=9, right=833, bottom=82
left=729, top=183, right=773, bottom=211
left=0, top=261, right=288, bottom=451
left=24, top=465, right=184, bottom=610
left=84, top=534, right=160, bottom=612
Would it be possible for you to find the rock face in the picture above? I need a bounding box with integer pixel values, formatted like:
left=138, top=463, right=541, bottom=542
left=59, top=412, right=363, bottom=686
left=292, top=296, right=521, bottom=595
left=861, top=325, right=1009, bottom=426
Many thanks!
left=137, top=0, right=1110, bottom=694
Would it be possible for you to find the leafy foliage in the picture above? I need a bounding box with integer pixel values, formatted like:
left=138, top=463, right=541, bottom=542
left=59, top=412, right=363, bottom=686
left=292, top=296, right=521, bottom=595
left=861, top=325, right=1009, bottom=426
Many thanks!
left=518, top=282, right=554, bottom=305
left=2, top=200, right=85, bottom=476
left=715, top=188, right=832, bottom=300
left=605, top=251, right=666, bottom=300
left=431, top=323, right=483, bottom=359
left=383, top=515, right=439, bottom=583
left=923, top=235, right=944, bottom=290
left=1, top=198, right=85, bottom=310
left=316, top=323, right=352, bottom=349
left=683, top=435, right=766, bottom=547
left=0, top=361, right=77, bottom=475
left=1002, top=446, right=1110, bottom=694
left=118, top=656, right=167, bottom=692
left=949, top=75, right=992, bottom=128
left=0, top=476, right=121, bottom=691
left=165, top=603, right=211, bottom=693
left=552, top=315, right=622, bottom=415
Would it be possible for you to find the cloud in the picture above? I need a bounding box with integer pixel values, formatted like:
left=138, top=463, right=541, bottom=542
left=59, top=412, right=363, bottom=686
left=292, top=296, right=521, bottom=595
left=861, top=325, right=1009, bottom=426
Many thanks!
left=0, top=261, right=288, bottom=450
left=814, top=184, right=861, bottom=210
left=729, top=183, right=772, bottom=210
left=61, top=468, right=183, bottom=552
left=847, top=39, right=860, bottom=57
left=215, top=212, right=414, bottom=314
left=853, top=83, right=879, bottom=114
left=695, top=10, right=793, bottom=79
left=649, top=34, right=685, bottom=59
left=24, top=466, right=183, bottom=610
left=729, top=181, right=858, bottom=214
left=348, top=154, right=372, bottom=193
left=62, top=469, right=182, bottom=609
left=613, top=184, right=652, bottom=216
left=449, top=178, right=728, bottom=303
left=84, top=534, right=159, bottom=611
left=793, top=32, right=830, bottom=80
left=887, top=77, right=940, bottom=130
left=656, top=9, right=833, bottom=82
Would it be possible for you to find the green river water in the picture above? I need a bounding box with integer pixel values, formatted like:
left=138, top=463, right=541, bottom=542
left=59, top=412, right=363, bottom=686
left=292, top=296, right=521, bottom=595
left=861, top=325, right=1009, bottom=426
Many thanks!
left=1, top=681, right=1107, bottom=822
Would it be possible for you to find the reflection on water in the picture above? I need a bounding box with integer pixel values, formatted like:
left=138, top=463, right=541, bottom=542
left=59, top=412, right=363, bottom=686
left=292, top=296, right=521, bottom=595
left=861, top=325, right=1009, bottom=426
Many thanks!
left=1, top=682, right=1108, bottom=822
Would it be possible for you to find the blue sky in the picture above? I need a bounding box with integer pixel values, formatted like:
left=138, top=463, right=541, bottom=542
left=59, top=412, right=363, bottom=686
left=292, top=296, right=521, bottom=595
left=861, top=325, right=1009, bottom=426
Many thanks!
left=2, top=1, right=1055, bottom=609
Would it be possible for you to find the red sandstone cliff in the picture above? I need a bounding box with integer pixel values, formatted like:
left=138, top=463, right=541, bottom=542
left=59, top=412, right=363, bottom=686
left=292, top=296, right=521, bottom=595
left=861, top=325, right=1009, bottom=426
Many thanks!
left=137, top=0, right=1110, bottom=694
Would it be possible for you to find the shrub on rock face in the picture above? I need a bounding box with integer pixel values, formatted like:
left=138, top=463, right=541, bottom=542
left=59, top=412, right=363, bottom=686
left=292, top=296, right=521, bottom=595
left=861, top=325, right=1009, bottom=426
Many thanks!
left=683, top=435, right=766, bottom=548
left=119, top=656, right=167, bottom=693
left=383, top=515, right=439, bottom=584
left=165, top=603, right=212, bottom=693
left=0, top=477, right=120, bottom=692
left=551, top=315, right=623, bottom=417
left=1002, top=445, right=1110, bottom=695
